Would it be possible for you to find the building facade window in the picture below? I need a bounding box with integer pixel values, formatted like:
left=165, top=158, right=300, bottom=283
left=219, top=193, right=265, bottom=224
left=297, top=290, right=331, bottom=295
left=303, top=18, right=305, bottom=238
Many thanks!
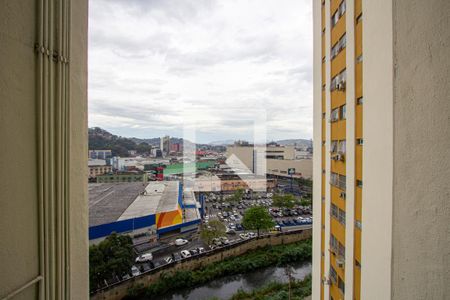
left=330, top=266, right=338, bottom=284
left=355, top=219, right=362, bottom=229
left=338, top=140, right=346, bottom=154
left=356, top=138, right=364, bottom=145
left=331, top=203, right=339, bottom=219
left=331, top=140, right=338, bottom=153
left=338, top=276, right=345, bottom=294
left=331, top=69, right=347, bottom=91
left=331, top=0, right=346, bottom=28
left=356, top=54, right=363, bottom=63
left=357, top=96, right=363, bottom=105
left=331, top=33, right=346, bottom=60
left=337, top=241, right=345, bottom=258
left=340, top=104, right=346, bottom=120
left=338, top=208, right=346, bottom=225
left=331, top=107, right=339, bottom=122
left=356, top=12, right=363, bottom=23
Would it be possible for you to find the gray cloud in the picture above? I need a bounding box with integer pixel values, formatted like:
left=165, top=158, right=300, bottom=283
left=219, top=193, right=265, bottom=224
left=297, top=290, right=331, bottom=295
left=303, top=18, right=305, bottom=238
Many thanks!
left=89, top=0, right=313, bottom=142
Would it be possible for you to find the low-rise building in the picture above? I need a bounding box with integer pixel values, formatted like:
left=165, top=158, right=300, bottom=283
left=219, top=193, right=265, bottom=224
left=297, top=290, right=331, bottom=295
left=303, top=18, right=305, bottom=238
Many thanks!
left=226, top=143, right=312, bottom=179
left=89, top=181, right=201, bottom=244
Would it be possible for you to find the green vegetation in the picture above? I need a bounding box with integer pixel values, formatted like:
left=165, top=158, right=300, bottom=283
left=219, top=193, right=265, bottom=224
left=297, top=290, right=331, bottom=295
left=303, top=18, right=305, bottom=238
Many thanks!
left=273, top=194, right=297, bottom=209
left=89, top=233, right=134, bottom=291
left=227, top=275, right=312, bottom=300
left=200, top=219, right=227, bottom=245
left=89, top=127, right=151, bottom=157
left=242, top=206, right=275, bottom=236
left=125, top=239, right=312, bottom=299
left=300, top=198, right=312, bottom=207
left=229, top=188, right=245, bottom=202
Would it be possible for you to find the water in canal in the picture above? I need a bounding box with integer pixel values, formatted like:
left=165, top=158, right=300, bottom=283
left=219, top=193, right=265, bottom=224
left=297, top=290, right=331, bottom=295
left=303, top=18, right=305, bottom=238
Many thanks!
left=159, top=261, right=312, bottom=300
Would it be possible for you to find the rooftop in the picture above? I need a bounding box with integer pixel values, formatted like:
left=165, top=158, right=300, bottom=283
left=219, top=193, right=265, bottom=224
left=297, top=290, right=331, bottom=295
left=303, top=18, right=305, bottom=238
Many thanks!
left=89, top=182, right=147, bottom=226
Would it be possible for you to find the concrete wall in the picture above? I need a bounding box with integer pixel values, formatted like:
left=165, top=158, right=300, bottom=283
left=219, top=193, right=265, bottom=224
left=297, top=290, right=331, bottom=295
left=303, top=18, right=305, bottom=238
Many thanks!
left=0, top=1, right=40, bottom=298
left=311, top=0, right=323, bottom=298
left=361, top=0, right=394, bottom=298
left=391, top=0, right=450, bottom=299
left=91, top=229, right=312, bottom=300
left=0, top=0, right=88, bottom=298
left=266, top=158, right=313, bottom=179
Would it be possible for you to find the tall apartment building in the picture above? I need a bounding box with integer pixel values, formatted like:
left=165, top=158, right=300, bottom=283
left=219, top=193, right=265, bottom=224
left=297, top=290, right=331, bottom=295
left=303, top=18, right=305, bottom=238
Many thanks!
left=312, top=1, right=449, bottom=300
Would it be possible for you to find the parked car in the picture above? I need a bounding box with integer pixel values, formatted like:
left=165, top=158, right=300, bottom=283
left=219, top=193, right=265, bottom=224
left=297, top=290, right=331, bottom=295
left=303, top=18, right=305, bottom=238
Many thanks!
left=135, top=252, right=153, bottom=263
left=197, top=247, right=205, bottom=253
left=235, top=223, right=244, bottom=231
left=226, top=228, right=236, bottom=234
left=221, top=236, right=230, bottom=244
left=175, top=238, right=188, bottom=246
left=248, top=232, right=257, bottom=238
left=131, top=265, right=141, bottom=277
left=189, top=249, right=199, bottom=256
left=180, top=250, right=191, bottom=258
left=239, top=233, right=249, bottom=239
left=172, top=252, right=182, bottom=261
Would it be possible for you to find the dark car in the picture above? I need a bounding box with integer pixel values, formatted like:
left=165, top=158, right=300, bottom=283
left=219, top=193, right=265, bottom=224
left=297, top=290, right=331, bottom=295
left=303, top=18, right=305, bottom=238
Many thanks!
left=172, top=252, right=182, bottom=261
left=189, top=249, right=199, bottom=256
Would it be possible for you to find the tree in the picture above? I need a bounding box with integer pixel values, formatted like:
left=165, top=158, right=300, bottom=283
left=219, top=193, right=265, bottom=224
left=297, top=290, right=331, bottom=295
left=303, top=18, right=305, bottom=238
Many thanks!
left=200, top=220, right=226, bottom=245
left=273, top=193, right=297, bottom=209
left=228, top=188, right=244, bottom=203
left=300, top=198, right=312, bottom=207
left=242, top=206, right=275, bottom=237
left=89, top=233, right=134, bottom=291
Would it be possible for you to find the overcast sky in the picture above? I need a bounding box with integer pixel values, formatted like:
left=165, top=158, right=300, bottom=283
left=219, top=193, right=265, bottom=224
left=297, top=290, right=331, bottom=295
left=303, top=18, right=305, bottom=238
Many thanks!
left=88, top=0, right=313, bottom=143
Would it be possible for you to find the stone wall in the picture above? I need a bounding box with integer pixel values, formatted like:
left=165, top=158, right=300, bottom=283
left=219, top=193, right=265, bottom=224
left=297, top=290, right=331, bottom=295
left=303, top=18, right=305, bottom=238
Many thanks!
left=91, top=228, right=312, bottom=300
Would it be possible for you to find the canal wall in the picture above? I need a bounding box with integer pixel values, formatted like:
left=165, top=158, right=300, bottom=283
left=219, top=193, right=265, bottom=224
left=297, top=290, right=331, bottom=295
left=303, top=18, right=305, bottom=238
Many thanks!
left=91, top=228, right=312, bottom=300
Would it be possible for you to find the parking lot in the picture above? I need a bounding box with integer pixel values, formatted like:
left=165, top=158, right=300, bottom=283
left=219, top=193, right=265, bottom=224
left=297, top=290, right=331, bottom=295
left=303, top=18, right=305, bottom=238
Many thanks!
left=130, top=191, right=312, bottom=278
left=203, top=191, right=312, bottom=234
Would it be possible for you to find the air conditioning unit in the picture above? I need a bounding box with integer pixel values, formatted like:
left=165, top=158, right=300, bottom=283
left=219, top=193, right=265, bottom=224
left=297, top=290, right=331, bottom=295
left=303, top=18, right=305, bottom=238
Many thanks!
left=337, top=82, right=346, bottom=91
left=336, top=257, right=345, bottom=268
left=340, top=191, right=346, bottom=199
left=322, top=276, right=331, bottom=285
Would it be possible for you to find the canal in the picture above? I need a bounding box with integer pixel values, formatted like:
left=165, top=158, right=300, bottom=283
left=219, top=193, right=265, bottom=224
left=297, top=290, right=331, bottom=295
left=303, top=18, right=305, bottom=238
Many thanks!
left=159, top=261, right=312, bottom=300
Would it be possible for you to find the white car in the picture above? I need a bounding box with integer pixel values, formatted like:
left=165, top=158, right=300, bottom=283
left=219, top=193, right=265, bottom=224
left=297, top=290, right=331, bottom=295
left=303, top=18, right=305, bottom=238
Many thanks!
left=164, top=257, right=173, bottom=264
left=248, top=232, right=257, bottom=238
left=135, top=252, right=153, bottom=263
left=131, top=265, right=141, bottom=277
left=175, top=238, right=188, bottom=246
left=198, top=247, right=205, bottom=253
left=239, top=233, right=249, bottom=239
left=180, top=250, right=191, bottom=258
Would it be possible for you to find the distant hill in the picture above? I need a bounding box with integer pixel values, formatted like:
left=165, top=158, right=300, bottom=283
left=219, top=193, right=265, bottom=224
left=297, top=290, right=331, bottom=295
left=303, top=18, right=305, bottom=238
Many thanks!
left=208, top=139, right=235, bottom=146
left=89, top=127, right=200, bottom=156
left=88, top=127, right=152, bottom=157
left=276, top=139, right=312, bottom=147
